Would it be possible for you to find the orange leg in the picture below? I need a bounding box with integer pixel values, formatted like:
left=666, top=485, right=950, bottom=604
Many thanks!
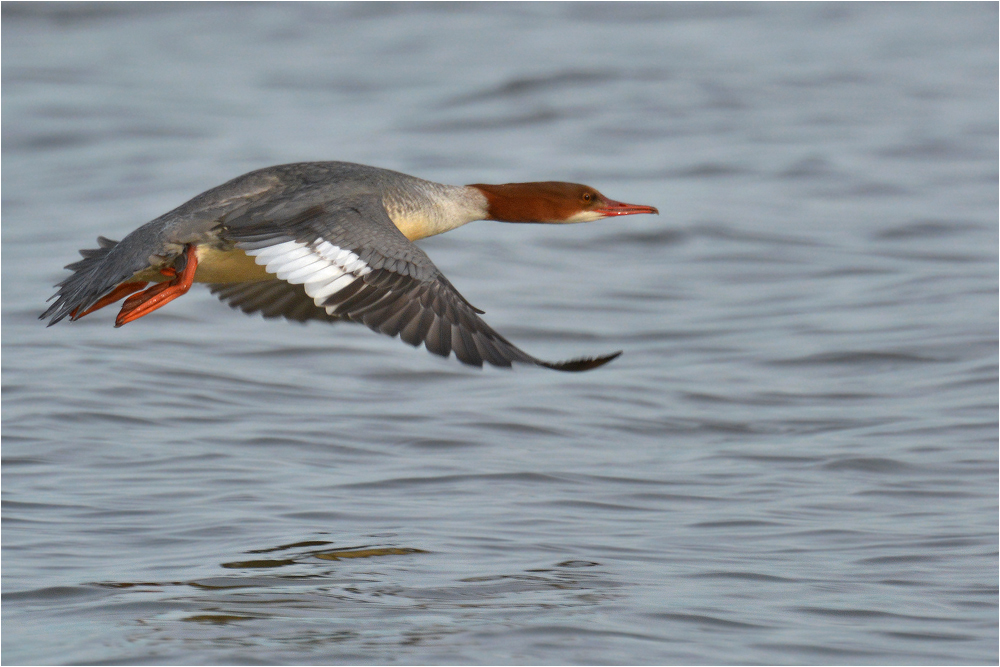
left=72, top=281, right=149, bottom=319
left=72, top=264, right=181, bottom=320
left=115, top=245, right=199, bottom=327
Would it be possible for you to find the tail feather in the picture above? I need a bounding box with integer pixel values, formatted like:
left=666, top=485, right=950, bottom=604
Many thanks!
left=76, top=238, right=115, bottom=260
left=41, top=236, right=155, bottom=325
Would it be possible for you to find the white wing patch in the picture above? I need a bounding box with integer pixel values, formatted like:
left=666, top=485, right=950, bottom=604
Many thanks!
left=244, top=240, right=372, bottom=314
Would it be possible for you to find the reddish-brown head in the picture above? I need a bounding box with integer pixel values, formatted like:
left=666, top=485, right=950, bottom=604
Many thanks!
left=468, top=181, right=658, bottom=224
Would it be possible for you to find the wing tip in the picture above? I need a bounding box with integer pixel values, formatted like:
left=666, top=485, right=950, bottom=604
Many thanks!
left=538, top=350, right=623, bottom=372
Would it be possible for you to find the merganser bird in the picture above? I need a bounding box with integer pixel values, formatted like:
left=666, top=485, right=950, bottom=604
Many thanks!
left=42, top=162, right=658, bottom=371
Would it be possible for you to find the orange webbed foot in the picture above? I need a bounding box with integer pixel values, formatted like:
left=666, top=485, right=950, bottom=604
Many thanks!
left=115, top=245, right=199, bottom=327
left=71, top=281, right=149, bottom=319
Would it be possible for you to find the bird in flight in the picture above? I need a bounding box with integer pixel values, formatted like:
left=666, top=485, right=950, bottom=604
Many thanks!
left=42, top=162, right=658, bottom=371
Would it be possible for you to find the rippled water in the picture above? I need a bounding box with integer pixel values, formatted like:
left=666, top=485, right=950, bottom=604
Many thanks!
left=2, top=3, right=997, bottom=664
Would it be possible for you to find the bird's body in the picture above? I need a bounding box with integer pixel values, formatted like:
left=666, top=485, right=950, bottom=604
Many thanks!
left=42, top=162, right=657, bottom=371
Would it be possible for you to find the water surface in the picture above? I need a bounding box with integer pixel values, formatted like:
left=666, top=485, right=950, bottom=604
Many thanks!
left=3, top=3, right=997, bottom=664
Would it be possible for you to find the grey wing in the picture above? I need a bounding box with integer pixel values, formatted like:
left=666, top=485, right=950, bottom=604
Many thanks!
left=222, top=193, right=619, bottom=371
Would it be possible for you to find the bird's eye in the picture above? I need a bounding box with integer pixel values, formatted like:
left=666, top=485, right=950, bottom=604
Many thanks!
left=582, top=192, right=593, bottom=203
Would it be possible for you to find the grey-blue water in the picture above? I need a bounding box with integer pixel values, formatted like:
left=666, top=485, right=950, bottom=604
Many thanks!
left=2, top=3, right=997, bottom=664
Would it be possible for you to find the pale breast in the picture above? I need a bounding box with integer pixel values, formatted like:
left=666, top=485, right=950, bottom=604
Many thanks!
left=192, top=246, right=272, bottom=283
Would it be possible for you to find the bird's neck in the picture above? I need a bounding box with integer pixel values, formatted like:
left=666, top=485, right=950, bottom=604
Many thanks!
left=384, top=183, right=490, bottom=241
left=383, top=179, right=587, bottom=240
